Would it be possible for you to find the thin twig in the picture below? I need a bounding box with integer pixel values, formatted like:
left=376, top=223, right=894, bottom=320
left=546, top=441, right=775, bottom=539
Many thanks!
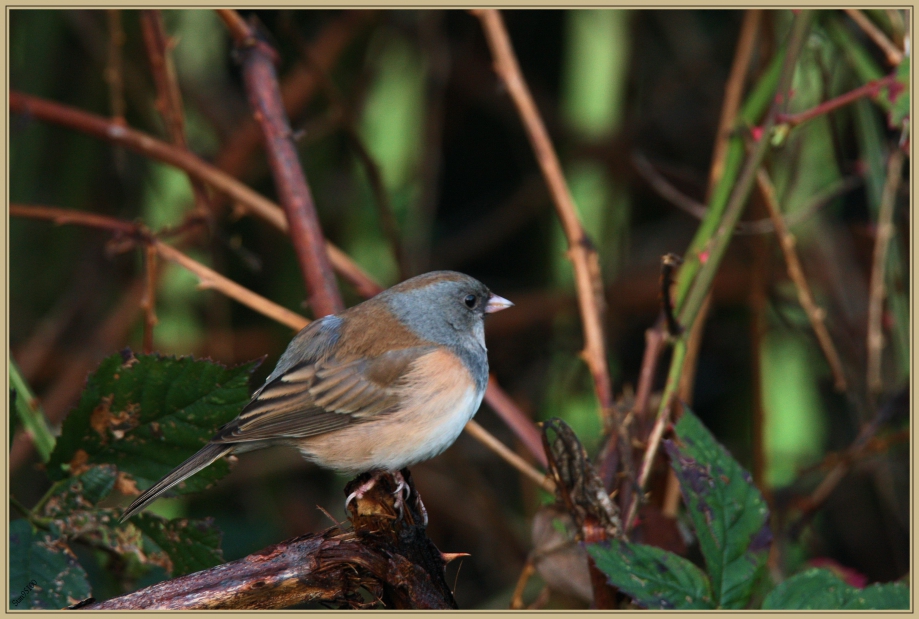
left=155, top=241, right=309, bottom=332
left=866, top=149, right=905, bottom=395
left=775, top=73, right=899, bottom=129
left=618, top=8, right=761, bottom=525
left=8, top=91, right=372, bottom=296
left=141, top=245, right=159, bottom=354
left=635, top=153, right=861, bottom=235
left=707, top=9, right=762, bottom=194
left=210, top=11, right=373, bottom=218
left=221, top=9, right=343, bottom=318
left=844, top=9, right=904, bottom=66
left=475, top=9, right=614, bottom=427
left=104, top=10, right=126, bottom=125
left=626, top=12, right=815, bottom=534
left=510, top=559, right=536, bottom=610
left=140, top=9, right=213, bottom=218
left=792, top=390, right=908, bottom=534
left=464, top=420, right=554, bottom=493
left=11, top=203, right=550, bottom=485
left=290, top=30, right=408, bottom=280
left=483, top=380, right=547, bottom=469
left=755, top=168, right=848, bottom=391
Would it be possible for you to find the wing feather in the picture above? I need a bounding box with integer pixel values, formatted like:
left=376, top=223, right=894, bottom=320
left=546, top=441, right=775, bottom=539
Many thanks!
left=213, top=346, right=432, bottom=443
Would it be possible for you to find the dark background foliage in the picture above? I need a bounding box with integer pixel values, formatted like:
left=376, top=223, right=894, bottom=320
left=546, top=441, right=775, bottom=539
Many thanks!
left=9, top=9, right=909, bottom=608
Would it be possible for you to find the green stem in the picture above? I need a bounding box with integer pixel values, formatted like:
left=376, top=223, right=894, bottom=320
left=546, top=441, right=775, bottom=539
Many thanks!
left=674, top=45, right=785, bottom=313
left=10, top=495, right=52, bottom=529
left=679, top=11, right=814, bottom=330
left=9, top=356, right=56, bottom=462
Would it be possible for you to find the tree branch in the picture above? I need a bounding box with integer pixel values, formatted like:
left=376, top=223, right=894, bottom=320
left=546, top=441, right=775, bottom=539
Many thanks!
left=8, top=90, right=371, bottom=297
left=77, top=472, right=456, bottom=610
left=866, top=148, right=905, bottom=395
left=220, top=10, right=343, bottom=317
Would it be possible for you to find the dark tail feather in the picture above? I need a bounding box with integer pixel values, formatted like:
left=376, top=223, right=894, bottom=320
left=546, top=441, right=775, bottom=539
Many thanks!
left=120, top=443, right=233, bottom=522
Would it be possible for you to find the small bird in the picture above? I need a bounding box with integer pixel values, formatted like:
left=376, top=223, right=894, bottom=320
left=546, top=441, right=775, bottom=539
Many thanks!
left=121, top=271, right=513, bottom=522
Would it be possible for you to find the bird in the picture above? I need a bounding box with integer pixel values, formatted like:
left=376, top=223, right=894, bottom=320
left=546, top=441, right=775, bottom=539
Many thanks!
left=120, top=270, right=513, bottom=522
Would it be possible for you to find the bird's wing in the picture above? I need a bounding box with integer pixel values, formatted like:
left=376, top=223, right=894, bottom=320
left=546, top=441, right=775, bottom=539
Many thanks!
left=212, top=346, right=431, bottom=443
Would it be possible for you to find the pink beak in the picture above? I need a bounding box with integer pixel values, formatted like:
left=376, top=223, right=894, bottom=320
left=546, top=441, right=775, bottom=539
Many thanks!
left=485, top=293, right=514, bottom=314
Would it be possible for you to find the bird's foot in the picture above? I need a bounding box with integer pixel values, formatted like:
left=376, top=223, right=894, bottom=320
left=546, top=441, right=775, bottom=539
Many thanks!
left=345, top=470, right=426, bottom=526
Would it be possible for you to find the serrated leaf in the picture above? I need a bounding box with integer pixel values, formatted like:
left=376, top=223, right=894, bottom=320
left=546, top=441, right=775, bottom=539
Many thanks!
left=47, top=352, right=258, bottom=496
left=664, top=408, right=771, bottom=609
left=40, top=466, right=121, bottom=540
left=588, top=540, right=714, bottom=609
left=42, top=465, right=118, bottom=516
left=132, top=513, right=223, bottom=577
left=763, top=568, right=909, bottom=610
left=9, top=519, right=91, bottom=610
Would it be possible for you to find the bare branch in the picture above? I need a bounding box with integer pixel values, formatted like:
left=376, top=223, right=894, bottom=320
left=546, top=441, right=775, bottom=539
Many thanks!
left=866, top=149, right=906, bottom=395
left=220, top=10, right=343, bottom=317
left=755, top=168, right=848, bottom=391
left=474, top=9, right=614, bottom=426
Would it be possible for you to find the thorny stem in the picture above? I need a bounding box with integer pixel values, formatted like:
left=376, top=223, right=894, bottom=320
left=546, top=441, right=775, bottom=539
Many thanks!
left=209, top=11, right=373, bottom=219
left=222, top=9, right=344, bottom=317
left=475, top=9, right=615, bottom=428
left=8, top=90, right=372, bottom=297
left=755, top=167, right=848, bottom=391
left=707, top=9, right=762, bottom=194
left=625, top=11, right=815, bottom=534
left=775, top=73, right=899, bottom=129
left=140, top=9, right=213, bottom=218
left=866, top=149, right=906, bottom=395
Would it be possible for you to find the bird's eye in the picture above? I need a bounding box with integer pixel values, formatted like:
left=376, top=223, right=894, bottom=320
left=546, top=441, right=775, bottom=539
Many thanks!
left=464, top=294, right=477, bottom=308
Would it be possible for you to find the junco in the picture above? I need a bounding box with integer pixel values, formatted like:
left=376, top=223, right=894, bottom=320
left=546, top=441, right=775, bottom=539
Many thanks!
left=121, top=270, right=513, bottom=522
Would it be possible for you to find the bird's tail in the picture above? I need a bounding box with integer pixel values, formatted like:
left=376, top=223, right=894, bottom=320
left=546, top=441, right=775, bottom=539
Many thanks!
left=120, top=443, right=233, bottom=522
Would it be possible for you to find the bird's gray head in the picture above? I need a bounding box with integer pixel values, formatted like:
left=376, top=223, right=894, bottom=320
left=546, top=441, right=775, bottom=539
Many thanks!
left=382, top=271, right=512, bottom=350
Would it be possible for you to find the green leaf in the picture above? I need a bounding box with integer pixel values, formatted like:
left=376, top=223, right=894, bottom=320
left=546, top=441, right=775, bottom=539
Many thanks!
left=588, top=540, right=714, bottom=609
left=763, top=568, right=909, bottom=610
left=39, top=466, right=120, bottom=540
left=664, top=408, right=771, bottom=608
left=9, top=519, right=91, bottom=609
left=133, top=513, right=223, bottom=577
left=47, top=352, right=257, bottom=495
left=10, top=356, right=55, bottom=462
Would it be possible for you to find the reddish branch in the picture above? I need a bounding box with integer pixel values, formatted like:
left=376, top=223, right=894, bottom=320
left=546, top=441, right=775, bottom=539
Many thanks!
left=474, top=9, right=614, bottom=427
left=211, top=11, right=373, bottom=217
left=10, top=92, right=546, bottom=476
left=219, top=10, right=343, bottom=317
left=140, top=10, right=212, bottom=218
left=288, top=27, right=408, bottom=280
left=104, top=10, right=126, bottom=126
left=9, top=90, right=364, bottom=296
left=775, top=73, right=899, bottom=128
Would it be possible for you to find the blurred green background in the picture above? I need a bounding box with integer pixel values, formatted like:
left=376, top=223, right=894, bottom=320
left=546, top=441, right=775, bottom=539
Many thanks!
left=9, top=9, right=909, bottom=609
